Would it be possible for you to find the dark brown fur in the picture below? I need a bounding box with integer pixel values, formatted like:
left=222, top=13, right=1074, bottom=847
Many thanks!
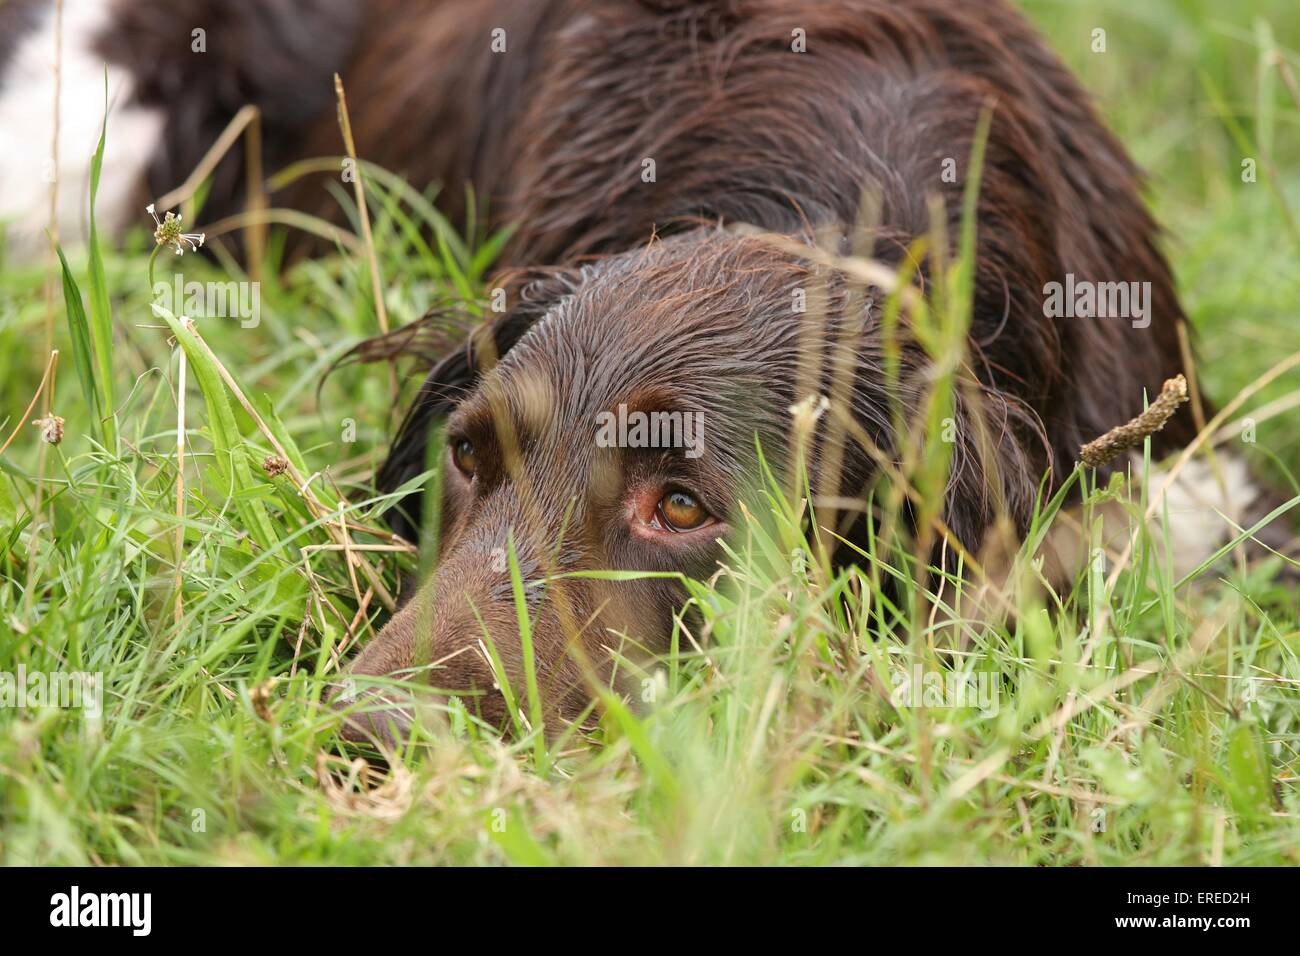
left=95, top=0, right=1200, bottom=740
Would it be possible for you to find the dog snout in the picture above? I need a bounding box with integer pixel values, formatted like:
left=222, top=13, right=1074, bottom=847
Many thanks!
left=329, top=683, right=414, bottom=748
left=330, top=536, right=524, bottom=743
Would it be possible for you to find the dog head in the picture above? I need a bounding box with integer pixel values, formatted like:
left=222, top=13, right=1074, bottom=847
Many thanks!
left=335, top=228, right=1042, bottom=744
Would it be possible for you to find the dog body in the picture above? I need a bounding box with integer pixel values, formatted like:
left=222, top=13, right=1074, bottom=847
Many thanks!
left=7, top=0, right=1251, bottom=739
left=349, top=0, right=1205, bottom=736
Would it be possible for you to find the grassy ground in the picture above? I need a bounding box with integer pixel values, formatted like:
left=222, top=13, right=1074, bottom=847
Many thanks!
left=1, top=0, right=1297, bottom=865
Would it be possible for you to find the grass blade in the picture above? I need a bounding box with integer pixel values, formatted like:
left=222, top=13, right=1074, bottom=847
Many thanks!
left=152, top=303, right=278, bottom=553
left=86, top=71, right=116, bottom=446
left=54, top=244, right=101, bottom=427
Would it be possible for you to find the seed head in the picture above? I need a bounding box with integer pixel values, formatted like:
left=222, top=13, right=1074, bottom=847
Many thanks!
left=32, top=414, right=64, bottom=444
left=146, top=203, right=205, bottom=255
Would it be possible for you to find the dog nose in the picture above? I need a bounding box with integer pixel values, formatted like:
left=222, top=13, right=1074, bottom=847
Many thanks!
left=329, top=685, right=413, bottom=747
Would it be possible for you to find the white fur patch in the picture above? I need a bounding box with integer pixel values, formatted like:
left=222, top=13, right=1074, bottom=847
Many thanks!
left=0, top=0, right=165, bottom=260
left=1042, top=451, right=1265, bottom=584
left=1148, top=452, right=1261, bottom=579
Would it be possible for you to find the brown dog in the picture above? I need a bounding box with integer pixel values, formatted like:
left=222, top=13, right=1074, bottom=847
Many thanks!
left=324, top=0, right=1206, bottom=741
left=10, top=0, right=1276, bottom=743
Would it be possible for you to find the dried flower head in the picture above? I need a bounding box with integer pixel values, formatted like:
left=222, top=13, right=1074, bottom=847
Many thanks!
left=263, top=454, right=290, bottom=477
left=146, top=203, right=205, bottom=255
left=316, top=752, right=415, bottom=821
left=1078, top=375, right=1190, bottom=469
left=250, top=678, right=278, bottom=722
left=32, top=414, right=64, bottom=445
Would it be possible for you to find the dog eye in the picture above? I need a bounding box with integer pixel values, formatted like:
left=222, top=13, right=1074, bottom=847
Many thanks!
left=656, top=490, right=711, bottom=531
left=451, top=438, right=478, bottom=476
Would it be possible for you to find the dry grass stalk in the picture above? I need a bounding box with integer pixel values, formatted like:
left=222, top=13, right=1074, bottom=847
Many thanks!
left=1047, top=350, right=1300, bottom=780
left=175, top=345, right=187, bottom=626
left=42, top=0, right=64, bottom=367
left=316, top=752, right=414, bottom=821
left=193, top=208, right=360, bottom=252
left=1078, top=375, right=1189, bottom=468
left=151, top=103, right=267, bottom=280
left=27, top=0, right=64, bottom=620
left=155, top=104, right=261, bottom=213
left=333, top=74, right=389, bottom=336
left=177, top=316, right=397, bottom=610
left=1, top=351, right=59, bottom=457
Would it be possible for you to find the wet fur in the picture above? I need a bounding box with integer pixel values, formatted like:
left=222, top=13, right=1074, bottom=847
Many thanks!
left=332, top=0, right=1202, bottom=736
left=10, top=0, right=1237, bottom=738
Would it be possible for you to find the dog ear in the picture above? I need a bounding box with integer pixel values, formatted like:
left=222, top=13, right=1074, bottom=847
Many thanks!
left=375, top=268, right=582, bottom=540
left=375, top=310, right=533, bottom=540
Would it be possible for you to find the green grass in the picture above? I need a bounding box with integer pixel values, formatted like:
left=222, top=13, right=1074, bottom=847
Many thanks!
left=0, top=0, right=1297, bottom=865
